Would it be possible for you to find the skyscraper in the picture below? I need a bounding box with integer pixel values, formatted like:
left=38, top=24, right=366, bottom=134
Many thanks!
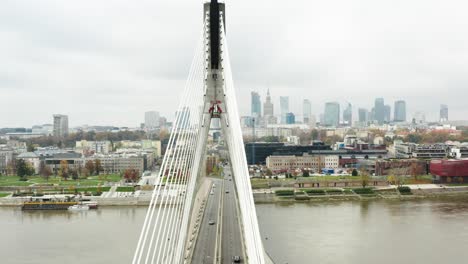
left=324, top=102, right=340, bottom=127
left=440, top=104, right=448, bottom=122
left=286, top=112, right=295, bottom=124
left=343, top=103, right=352, bottom=125
left=374, top=98, right=385, bottom=124
left=303, top=99, right=312, bottom=124
left=53, top=114, right=69, bottom=138
left=145, top=111, right=160, bottom=128
left=263, top=89, right=274, bottom=117
left=251, top=91, right=261, bottom=118
left=280, top=96, right=289, bottom=124
left=394, top=100, right=406, bottom=122
left=358, top=108, right=368, bottom=123
left=384, top=105, right=391, bottom=122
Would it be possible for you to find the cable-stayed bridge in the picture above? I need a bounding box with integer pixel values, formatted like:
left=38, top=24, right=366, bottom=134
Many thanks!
left=132, top=1, right=271, bottom=263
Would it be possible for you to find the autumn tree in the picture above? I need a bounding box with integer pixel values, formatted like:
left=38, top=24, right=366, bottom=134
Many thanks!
left=123, top=169, right=140, bottom=183
left=410, top=162, right=419, bottom=181
left=59, top=160, right=69, bottom=180
left=94, top=159, right=103, bottom=175
left=359, top=167, right=370, bottom=188
left=388, top=168, right=408, bottom=187
left=85, top=160, right=95, bottom=175
left=39, top=161, right=52, bottom=181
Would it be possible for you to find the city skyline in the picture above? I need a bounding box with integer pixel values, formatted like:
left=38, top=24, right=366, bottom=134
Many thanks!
left=2, top=0, right=468, bottom=127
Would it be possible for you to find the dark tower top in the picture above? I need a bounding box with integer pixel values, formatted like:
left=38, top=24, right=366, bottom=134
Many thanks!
left=205, top=0, right=225, bottom=70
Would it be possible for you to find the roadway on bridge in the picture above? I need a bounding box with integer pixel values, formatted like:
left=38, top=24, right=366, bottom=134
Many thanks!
left=191, top=178, right=222, bottom=264
left=221, top=165, right=244, bottom=264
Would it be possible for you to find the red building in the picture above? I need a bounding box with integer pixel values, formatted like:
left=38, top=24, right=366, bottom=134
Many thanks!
left=430, top=159, right=468, bottom=183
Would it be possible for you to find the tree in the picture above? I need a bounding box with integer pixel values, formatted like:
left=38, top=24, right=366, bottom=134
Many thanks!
left=70, top=169, right=79, bottom=180
left=16, top=159, right=34, bottom=180
left=351, top=169, right=358, bottom=176
left=407, top=133, right=422, bottom=143
left=265, top=168, right=273, bottom=177
left=359, top=168, right=370, bottom=188
left=39, top=161, right=52, bottom=181
left=85, top=160, right=95, bottom=175
left=94, top=159, right=103, bottom=175
left=59, top=160, right=69, bottom=180
left=302, top=170, right=310, bottom=177
left=389, top=168, right=408, bottom=187
left=123, top=169, right=140, bottom=183
left=410, top=162, right=419, bottom=181
left=27, top=143, right=37, bottom=152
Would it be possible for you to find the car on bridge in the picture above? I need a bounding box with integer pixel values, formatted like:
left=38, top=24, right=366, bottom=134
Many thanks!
left=232, top=255, right=241, bottom=263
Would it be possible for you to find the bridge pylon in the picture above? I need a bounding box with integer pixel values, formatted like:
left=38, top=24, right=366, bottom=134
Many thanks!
left=133, top=1, right=267, bottom=263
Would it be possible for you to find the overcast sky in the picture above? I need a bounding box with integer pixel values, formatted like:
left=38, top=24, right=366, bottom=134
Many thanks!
left=1, top=0, right=467, bottom=127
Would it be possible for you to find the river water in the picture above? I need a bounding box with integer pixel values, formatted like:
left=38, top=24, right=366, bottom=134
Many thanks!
left=2, top=199, right=468, bottom=264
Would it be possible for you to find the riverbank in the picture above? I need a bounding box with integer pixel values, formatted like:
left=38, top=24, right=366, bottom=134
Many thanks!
left=253, top=185, right=468, bottom=203
left=2, top=184, right=468, bottom=207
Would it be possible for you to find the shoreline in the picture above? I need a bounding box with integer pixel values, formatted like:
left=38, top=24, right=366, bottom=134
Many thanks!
left=2, top=188, right=468, bottom=207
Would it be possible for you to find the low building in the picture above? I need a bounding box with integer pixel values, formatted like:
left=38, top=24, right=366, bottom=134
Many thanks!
left=412, top=144, right=448, bottom=159
left=266, top=154, right=339, bottom=172
left=245, top=142, right=332, bottom=165
left=395, top=142, right=449, bottom=159
left=430, top=159, right=468, bottom=183
left=76, top=140, right=112, bottom=154
left=5, top=132, right=44, bottom=140
left=374, top=159, right=428, bottom=176
left=0, top=146, right=14, bottom=174
left=44, top=153, right=145, bottom=175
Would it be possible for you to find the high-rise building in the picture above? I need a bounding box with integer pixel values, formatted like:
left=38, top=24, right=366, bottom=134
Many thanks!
left=324, top=102, right=340, bottom=127
left=263, top=89, right=274, bottom=117
left=309, top=115, right=316, bottom=128
left=286, top=112, right=295, bottom=124
left=358, top=108, right=368, bottom=123
left=384, top=105, right=391, bottom=122
left=145, top=111, right=160, bottom=129
left=343, top=103, right=352, bottom=125
left=394, top=100, right=406, bottom=122
left=53, top=114, right=69, bottom=138
left=280, top=96, right=289, bottom=124
left=440, top=104, right=448, bottom=122
left=413, top=111, right=426, bottom=124
left=251, top=91, right=261, bottom=118
left=374, top=98, right=385, bottom=124
left=303, top=99, right=312, bottom=124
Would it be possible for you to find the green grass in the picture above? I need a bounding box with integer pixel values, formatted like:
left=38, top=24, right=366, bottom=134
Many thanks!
left=116, top=186, right=135, bottom=192
left=275, top=190, right=295, bottom=196
left=0, top=174, right=121, bottom=187
left=0, top=192, right=11, bottom=198
left=325, top=189, right=344, bottom=194
left=352, top=188, right=375, bottom=194
left=0, top=176, right=33, bottom=186
left=303, top=189, right=326, bottom=195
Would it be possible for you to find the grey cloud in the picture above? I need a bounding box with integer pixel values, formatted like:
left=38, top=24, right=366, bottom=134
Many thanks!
left=1, top=0, right=468, bottom=127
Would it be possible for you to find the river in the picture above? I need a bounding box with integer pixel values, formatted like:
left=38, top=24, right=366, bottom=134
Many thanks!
left=2, top=199, right=468, bottom=264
